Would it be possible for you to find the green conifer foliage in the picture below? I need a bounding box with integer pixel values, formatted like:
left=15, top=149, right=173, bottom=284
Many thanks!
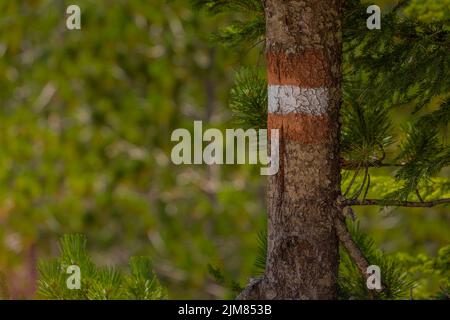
left=37, top=235, right=166, bottom=300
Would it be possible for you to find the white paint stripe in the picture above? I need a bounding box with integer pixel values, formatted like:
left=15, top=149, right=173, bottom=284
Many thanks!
left=268, top=85, right=329, bottom=115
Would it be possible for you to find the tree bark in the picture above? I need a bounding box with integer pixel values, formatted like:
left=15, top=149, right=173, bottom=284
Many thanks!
left=239, top=0, right=342, bottom=299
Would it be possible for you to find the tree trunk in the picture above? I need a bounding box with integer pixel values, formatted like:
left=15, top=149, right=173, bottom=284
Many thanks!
left=239, top=0, right=342, bottom=299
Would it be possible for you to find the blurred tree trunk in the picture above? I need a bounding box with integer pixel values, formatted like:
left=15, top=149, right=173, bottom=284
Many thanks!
left=239, top=0, right=343, bottom=299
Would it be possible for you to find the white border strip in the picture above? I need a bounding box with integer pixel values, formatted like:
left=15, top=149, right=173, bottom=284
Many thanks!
left=268, top=85, right=329, bottom=115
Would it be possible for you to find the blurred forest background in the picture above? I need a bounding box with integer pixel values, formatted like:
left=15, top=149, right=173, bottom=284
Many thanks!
left=0, top=0, right=448, bottom=299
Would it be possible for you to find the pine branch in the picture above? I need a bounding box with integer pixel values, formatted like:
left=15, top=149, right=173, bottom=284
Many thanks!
left=336, top=217, right=370, bottom=275
left=229, top=68, right=267, bottom=129
left=335, top=217, right=386, bottom=293
left=340, top=159, right=448, bottom=170
left=343, top=198, right=450, bottom=207
left=344, top=1, right=450, bottom=112
left=338, top=220, right=414, bottom=299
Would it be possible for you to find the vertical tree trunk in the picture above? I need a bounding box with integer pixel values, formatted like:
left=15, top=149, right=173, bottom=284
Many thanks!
left=239, top=0, right=342, bottom=299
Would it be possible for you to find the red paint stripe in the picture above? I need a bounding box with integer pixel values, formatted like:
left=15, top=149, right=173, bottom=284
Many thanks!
left=268, top=113, right=330, bottom=144
left=267, top=50, right=331, bottom=87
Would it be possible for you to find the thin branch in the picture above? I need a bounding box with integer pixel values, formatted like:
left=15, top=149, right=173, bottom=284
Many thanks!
left=343, top=164, right=361, bottom=197
left=352, top=165, right=368, bottom=200
left=343, top=198, right=450, bottom=207
left=341, top=160, right=404, bottom=170
left=363, top=173, right=371, bottom=201
left=335, top=218, right=369, bottom=273
left=335, top=217, right=385, bottom=294
left=415, top=188, right=424, bottom=202
left=371, top=162, right=405, bottom=167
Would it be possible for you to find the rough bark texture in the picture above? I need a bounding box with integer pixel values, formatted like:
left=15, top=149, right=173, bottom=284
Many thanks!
left=239, top=0, right=342, bottom=300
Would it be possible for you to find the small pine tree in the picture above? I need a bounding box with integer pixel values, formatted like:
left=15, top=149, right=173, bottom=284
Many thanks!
left=37, top=235, right=167, bottom=300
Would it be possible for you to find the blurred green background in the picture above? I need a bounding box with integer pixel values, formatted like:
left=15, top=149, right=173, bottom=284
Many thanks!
left=0, top=0, right=448, bottom=299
